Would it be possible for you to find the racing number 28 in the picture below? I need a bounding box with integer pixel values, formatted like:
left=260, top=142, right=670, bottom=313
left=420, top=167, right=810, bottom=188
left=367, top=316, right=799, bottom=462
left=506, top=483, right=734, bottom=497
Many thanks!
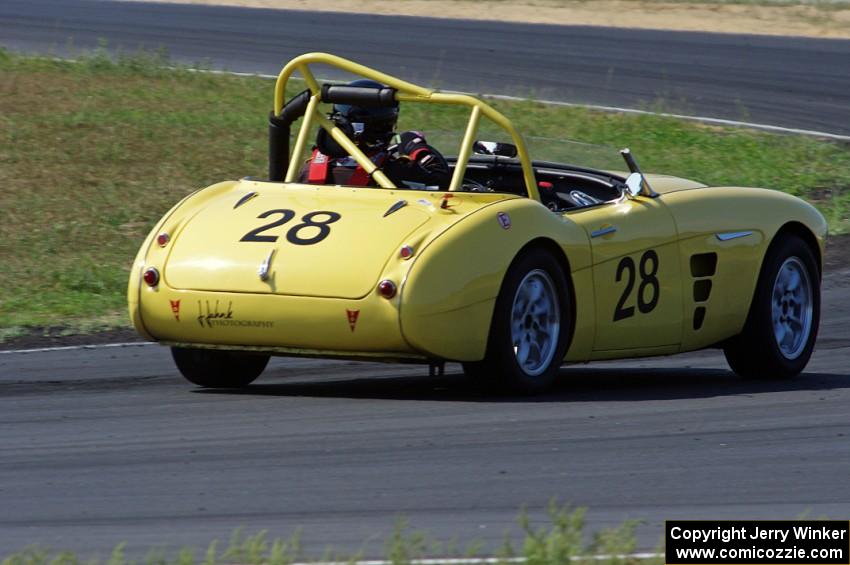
left=613, top=250, right=660, bottom=321
left=240, top=209, right=341, bottom=245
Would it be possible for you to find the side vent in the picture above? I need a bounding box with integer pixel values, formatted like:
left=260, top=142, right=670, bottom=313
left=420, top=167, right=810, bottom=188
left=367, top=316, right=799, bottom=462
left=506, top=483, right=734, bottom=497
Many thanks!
left=690, top=252, right=717, bottom=331
left=693, top=307, right=707, bottom=330
left=693, top=280, right=712, bottom=302
left=690, top=253, right=717, bottom=277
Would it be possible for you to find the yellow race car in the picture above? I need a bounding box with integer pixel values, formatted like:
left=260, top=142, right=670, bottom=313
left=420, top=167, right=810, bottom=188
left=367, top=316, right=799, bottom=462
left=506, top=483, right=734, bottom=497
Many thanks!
left=128, top=52, right=826, bottom=392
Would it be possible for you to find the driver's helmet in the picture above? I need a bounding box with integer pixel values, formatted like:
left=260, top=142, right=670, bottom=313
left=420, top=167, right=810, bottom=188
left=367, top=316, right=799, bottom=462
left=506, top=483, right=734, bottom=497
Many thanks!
left=333, top=79, right=399, bottom=147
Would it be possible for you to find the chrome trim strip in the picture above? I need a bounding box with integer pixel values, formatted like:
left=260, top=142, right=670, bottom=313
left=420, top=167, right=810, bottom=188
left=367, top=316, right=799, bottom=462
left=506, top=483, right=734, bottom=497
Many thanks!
left=234, top=191, right=258, bottom=209
left=716, top=231, right=753, bottom=241
left=383, top=199, right=408, bottom=217
left=257, top=249, right=275, bottom=281
left=591, top=226, right=617, bottom=238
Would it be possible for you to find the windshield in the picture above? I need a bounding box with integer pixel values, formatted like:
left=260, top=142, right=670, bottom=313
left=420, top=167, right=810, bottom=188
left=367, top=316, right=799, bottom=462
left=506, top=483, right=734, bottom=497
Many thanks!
left=413, top=128, right=627, bottom=174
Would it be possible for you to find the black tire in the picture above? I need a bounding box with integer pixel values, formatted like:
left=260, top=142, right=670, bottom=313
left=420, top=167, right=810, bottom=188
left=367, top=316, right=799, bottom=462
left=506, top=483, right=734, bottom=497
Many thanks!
left=463, top=248, right=572, bottom=393
left=171, top=347, right=269, bottom=388
left=723, top=234, right=820, bottom=378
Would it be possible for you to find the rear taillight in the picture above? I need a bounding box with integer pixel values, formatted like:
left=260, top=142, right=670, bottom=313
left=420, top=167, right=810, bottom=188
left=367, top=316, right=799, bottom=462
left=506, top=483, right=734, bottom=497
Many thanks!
left=156, top=232, right=170, bottom=247
left=377, top=279, right=397, bottom=299
left=143, top=267, right=160, bottom=287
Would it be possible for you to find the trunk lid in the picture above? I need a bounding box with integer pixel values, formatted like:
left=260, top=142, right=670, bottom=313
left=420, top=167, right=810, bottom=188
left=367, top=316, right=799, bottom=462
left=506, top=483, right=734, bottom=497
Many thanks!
left=165, top=182, right=452, bottom=299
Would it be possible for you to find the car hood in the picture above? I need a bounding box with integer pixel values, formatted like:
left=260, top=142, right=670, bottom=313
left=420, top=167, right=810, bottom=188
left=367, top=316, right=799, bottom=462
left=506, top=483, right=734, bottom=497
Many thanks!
left=643, top=173, right=708, bottom=194
left=602, top=171, right=708, bottom=194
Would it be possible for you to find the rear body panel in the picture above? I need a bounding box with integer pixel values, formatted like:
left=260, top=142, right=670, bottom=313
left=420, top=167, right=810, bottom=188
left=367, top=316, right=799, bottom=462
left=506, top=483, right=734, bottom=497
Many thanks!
left=139, top=288, right=415, bottom=358
left=131, top=180, right=544, bottom=361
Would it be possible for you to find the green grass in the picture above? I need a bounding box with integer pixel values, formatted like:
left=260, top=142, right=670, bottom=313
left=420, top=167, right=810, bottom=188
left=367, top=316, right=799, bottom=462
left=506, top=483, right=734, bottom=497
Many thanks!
left=0, top=504, right=659, bottom=565
left=1, top=48, right=849, bottom=335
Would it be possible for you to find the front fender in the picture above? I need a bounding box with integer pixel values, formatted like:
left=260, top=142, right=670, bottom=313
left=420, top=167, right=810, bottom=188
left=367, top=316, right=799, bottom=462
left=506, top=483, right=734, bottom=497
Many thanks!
left=663, top=186, right=827, bottom=351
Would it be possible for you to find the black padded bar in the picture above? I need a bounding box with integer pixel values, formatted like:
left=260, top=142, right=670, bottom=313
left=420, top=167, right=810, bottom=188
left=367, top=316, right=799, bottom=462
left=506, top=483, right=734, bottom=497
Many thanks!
left=320, top=84, right=397, bottom=107
left=268, top=89, right=312, bottom=182
left=278, top=89, right=312, bottom=125
left=268, top=113, right=289, bottom=182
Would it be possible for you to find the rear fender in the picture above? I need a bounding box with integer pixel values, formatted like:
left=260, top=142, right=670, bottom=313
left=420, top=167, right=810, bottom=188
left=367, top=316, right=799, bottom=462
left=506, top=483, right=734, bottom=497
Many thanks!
left=399, top=199, right=592, bottom=361
left=128, top=180, right=241, bottom=339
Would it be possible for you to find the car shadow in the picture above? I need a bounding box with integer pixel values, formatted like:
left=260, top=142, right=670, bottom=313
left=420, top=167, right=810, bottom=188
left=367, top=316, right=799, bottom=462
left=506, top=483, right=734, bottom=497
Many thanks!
left=195, top=364, right=850, bottom=403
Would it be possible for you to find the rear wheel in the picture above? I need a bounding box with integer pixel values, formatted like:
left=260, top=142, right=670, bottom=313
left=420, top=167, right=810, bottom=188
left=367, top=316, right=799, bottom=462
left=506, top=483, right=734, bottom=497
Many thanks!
left=463, top=248, right=572, bottom=393
left=171, top=347, right=269, bottom=388
left=723, top=234, right=820, bottom=378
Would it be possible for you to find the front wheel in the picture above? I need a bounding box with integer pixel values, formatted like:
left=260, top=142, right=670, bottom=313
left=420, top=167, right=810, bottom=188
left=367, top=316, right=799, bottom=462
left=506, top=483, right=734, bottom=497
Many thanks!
left=171, top=347, right=269, bottom=388
left=464, top=248, right=572, bottom=393
left=724, top=234, right=820, bottom=378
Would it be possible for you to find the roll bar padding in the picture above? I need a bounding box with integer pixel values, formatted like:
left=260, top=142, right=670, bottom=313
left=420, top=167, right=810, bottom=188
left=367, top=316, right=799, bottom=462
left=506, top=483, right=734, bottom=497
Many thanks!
left=269, top=89, right=312, bottom=182
left=278, top=89, right=312, bottom=125
left=269, top=85, right=398, bottom=181
left=320, top=84, right=397, bottom=108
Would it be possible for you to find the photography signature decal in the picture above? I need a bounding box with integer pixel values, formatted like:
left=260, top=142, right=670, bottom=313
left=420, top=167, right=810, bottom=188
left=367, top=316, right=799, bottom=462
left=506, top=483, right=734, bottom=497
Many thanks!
left=196, top=300, right=274, bottom=329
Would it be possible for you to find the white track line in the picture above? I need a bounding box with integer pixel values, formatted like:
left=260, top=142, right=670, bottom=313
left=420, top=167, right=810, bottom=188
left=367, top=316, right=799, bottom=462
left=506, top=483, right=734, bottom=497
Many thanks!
left=478, top=93, right=850, bottom=142
left=0, top=342, right=155, bottom=355
left=290, top=552, right=664, bottom=565
left=188, top=68, right=850, bottom=141
left=49, top=56, right=850, bottom=141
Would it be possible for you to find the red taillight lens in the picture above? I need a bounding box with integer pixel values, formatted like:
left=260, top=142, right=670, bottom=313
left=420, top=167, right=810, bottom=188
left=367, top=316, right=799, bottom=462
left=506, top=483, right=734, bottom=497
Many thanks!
left=400, top=245, right=414, bottom=260
left=157, top=232, right=170, bottom=246
left=377, top=279, right=397, bottom=299
left=143, top=267, right=160, bottom=287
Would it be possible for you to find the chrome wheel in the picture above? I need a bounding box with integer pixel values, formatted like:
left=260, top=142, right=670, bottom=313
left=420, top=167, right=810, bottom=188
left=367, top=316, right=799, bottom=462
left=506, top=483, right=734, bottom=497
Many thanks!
left=510, top=269, right=560, bottom=376
left=771, top=256, right=813, bottom=360
left=724, top=235, right=819, bottom=379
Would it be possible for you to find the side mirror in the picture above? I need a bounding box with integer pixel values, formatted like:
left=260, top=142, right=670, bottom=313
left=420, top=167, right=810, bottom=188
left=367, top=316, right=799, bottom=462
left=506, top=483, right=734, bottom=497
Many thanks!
left=473, top=140, right=518, bottom=158
left=620, top=148, right=658, bottom=198
left=625, top=172, right=645, bottom=198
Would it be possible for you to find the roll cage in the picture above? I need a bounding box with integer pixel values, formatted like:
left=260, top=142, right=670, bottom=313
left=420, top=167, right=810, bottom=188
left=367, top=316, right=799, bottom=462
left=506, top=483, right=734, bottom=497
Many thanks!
left=269, top=52, right=541, bottom=202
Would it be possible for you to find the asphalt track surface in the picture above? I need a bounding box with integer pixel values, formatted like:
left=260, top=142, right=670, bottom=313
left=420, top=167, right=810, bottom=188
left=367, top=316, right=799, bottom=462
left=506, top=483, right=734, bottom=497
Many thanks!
left=3, top=0, right=850, bottom=135
left=2, top=264, right=849, bottom=558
